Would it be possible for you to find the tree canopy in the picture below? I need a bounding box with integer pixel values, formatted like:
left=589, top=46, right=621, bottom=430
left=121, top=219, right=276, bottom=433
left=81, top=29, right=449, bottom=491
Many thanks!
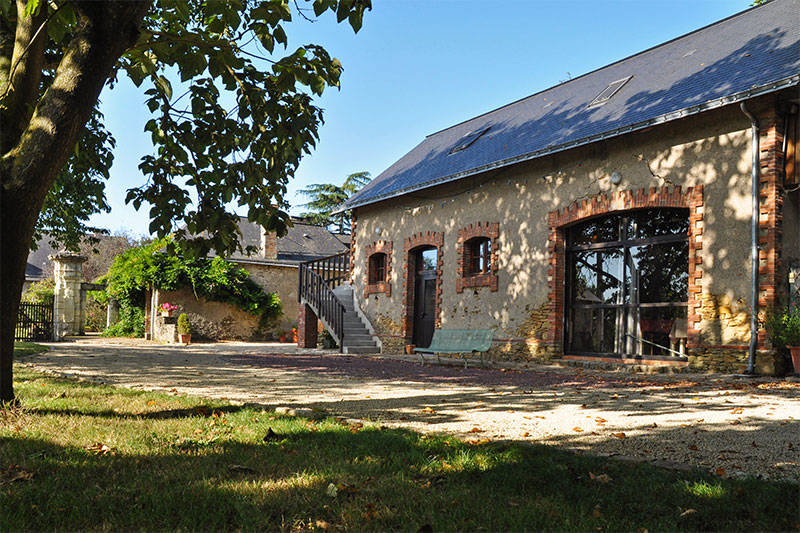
left=300, top=170, right=370, bottom=233
left=0, top=0, right=371, bottom=402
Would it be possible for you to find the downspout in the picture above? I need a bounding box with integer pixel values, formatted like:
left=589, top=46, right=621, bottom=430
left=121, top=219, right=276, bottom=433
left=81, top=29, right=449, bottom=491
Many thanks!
left=740, top=102, right=759, bottom=375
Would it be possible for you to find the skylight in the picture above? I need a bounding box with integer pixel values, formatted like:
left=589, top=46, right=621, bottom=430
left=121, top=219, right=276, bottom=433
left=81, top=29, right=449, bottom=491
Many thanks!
left=449, top=126, right=492, bottom=154
left=588, top=76, right=632, bottom=107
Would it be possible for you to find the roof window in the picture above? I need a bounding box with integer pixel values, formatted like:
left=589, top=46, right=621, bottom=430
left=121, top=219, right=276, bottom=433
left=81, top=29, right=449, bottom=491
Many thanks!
left=449, top=126, right=491, bottom=154
left=588, top=76, right=632, bottom=107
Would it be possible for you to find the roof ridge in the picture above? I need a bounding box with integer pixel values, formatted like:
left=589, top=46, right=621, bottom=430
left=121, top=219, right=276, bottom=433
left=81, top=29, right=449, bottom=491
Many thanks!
left=425, top=0, right=774, bottom=138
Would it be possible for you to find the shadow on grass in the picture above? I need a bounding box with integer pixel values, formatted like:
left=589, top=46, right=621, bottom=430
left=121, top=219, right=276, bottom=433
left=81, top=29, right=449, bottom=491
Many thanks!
left=2, top=423, right=798, bottom=532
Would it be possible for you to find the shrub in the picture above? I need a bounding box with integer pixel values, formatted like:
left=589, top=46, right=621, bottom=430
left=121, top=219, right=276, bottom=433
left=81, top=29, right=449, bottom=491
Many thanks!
left=319, top=329, right=338, bottom=349
left=177, top=313, right=191, bottom=335
left=84, top=294, right=107, bottom=332
left=766, top=305, right=800, bottom=348
left=21, top=279, right=54, bottom=304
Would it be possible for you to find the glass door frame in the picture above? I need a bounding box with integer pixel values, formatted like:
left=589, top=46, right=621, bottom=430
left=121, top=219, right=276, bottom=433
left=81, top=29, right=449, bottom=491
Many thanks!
left=564, top=209, right=689, bottom=360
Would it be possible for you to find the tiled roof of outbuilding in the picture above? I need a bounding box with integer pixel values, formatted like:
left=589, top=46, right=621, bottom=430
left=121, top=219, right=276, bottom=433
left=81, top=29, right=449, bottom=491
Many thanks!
left=227, top=217, right=349, bottom=264
left=345, top=0, right=800, bottom=210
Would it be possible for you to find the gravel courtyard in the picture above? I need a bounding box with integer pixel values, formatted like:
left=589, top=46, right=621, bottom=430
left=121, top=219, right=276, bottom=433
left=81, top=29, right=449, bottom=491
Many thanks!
left=19, top=337, right=800, bottom=482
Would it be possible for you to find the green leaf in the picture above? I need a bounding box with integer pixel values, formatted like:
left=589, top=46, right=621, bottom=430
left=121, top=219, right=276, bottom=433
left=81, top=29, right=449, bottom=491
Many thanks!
left=155, top=76, right=173, bottom=100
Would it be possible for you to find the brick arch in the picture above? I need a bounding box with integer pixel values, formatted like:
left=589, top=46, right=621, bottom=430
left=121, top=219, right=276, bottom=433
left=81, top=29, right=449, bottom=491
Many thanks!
left=546, top=185, right=704, bottom=354
left=402, top=231, right=444, bottom=341
left=364, top=240, right=392, bottom=297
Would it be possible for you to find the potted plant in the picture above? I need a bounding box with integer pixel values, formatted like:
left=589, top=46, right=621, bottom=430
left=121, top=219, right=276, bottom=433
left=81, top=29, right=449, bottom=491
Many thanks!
left=177, top=313, right=192, bottom=344
left=277, top=330, right=287, bottom=343
left=405, top=344, right=416, bottom=355
left=291, top=327, right=298, bottom=344
left=160, top=302, right=178, bottom=317
left=766, top=304, right=800, bottom=374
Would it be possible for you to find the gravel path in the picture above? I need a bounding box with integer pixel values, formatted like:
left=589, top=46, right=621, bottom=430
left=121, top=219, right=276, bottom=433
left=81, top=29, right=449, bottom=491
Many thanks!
left=20, top=337, right=800, bottom=482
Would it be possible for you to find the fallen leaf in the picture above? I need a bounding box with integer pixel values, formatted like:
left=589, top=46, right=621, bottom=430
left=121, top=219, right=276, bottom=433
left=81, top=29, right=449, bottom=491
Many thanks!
left=595, top=417, right=607, bottom=424
left=1, top=465, right=34, bottom=483
left=589, top=472, right=612, bottom=483
left=422, top=407, right=436, bottom=414
left=573, top=427, right=584, bottom=432
left=730, top=407, right=744, bottom=415
left=468, top=427, right=483, bottom=433
left=315, top=520, right=331, bottom=530
left=715, top=467, right=726, bottom=476
left=86, top=443, right=112, bottom=456
left=522, top=432, right=530, bottom=437
left=326, top=483, right=338, bottom=497
left=680, top=508, right=697, bottom=517
left=688, top=444, right=699, bottom=451
left=611, top=432, right=626, bottom=439
left=593, top=504, right=602, bottom=518
left=146, top=400, right=156, bottom=406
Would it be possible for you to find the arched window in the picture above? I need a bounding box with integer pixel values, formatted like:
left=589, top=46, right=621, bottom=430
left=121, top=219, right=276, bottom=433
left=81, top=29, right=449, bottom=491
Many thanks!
left=465, top=237, right=492, bottom=276
left=565, top=207, right=689, bottom=358
left=368, top=252, right=387, bottom=284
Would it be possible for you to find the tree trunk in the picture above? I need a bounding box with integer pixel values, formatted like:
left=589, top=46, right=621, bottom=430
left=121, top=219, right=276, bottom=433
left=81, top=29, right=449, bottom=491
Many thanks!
left=0, top=1, right=150, bottom=403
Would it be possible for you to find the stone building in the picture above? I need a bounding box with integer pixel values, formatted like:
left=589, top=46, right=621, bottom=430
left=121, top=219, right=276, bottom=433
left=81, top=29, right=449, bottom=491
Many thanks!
left=319, top=1, right=799, bottom=373
left=148, top=217, right=349, bottom=342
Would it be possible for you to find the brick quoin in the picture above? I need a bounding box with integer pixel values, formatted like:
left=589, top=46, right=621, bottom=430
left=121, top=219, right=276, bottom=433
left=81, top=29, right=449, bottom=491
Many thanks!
left=364, top=240, right=393, bottom=297
left=297, top=303, right=318, bottom=348
left=547, top=185, right=704, bottom=354
left=456, top=222, right=500, bottom=293
left=349, top=215, right=357, bottom=283
left=402, top=231, right=444, bottom=342
left=756, top=107, right=785, bottom=346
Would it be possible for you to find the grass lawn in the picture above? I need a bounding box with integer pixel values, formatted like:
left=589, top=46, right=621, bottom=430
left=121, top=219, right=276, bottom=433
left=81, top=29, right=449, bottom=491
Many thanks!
left=1, top=365, right=798, bottom=532
left=12, top=342, right=50, bottom=357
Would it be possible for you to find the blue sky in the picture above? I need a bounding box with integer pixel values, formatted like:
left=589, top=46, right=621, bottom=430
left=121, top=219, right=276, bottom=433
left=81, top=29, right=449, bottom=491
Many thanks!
left=93, top=0, right=753, bottom=236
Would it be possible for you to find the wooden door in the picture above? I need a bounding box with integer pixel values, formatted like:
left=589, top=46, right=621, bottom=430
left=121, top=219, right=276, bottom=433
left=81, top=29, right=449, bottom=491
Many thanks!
left=412, top=247, right=438, bottom=348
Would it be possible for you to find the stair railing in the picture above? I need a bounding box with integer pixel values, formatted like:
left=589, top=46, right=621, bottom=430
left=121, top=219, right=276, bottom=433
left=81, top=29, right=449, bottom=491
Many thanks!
left=298, top=251, right=351, bottom=346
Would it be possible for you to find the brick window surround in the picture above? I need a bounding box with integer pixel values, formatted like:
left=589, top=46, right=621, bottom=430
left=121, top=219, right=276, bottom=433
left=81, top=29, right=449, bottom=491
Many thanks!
left=547, top=185, right=704, bottom=354
left=457, top=222, right=500, bottom=293
left=402, top=231, right=444, bottom=340
left=364, top=240, right=392, bottom=297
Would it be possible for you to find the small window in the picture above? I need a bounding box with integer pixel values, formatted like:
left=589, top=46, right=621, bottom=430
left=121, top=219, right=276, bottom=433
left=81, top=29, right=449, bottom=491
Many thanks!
left=588, top=76, right=632, bottom=107
left=465, top=237, right=492, bottom=276
left=368, top=253, right=387, bottom=284
left=449, top=126, right=491, bottom=154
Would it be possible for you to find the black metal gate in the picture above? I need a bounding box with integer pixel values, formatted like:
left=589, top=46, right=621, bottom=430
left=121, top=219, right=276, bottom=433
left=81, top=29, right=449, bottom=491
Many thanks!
left=15, top=301, right=54, bottom=342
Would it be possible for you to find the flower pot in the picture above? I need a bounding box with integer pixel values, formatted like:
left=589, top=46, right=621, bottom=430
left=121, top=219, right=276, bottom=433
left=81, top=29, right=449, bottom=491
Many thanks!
left=790, top=346, right=800, bottom=374
left=161, top=311, right=173, bottom=317
left=179, top=333, right=191, bottom=345
left=405, top=344, right=416, bottom=355
left=279, top=335, right=288, bottom=343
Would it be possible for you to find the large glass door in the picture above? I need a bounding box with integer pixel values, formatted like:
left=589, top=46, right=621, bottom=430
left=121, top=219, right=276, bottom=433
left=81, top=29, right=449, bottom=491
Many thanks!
left=565, top=208, right=689, bottom=359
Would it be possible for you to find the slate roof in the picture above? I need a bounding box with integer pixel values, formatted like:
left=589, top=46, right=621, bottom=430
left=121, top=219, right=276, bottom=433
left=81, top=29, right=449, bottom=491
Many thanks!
left=345, top=0, right=800, bottom=210
left=25, top=237, right=58, bottom=280
left=227, top=217, right=349, bottom=264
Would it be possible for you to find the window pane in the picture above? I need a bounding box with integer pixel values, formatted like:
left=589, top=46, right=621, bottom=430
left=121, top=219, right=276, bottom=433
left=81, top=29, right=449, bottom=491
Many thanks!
left=629, top=208, right=689, bottom=240
left=631, top=307, right=688, bottom=357
left=628, top=241, right=688, bottom=303
left=570, top=215, right=621, bottom=246
left=569, top=307, right=621, bottom=353
left=571, top=249, right=623, bottom=305
left=420, top=249, right=437, bottom=271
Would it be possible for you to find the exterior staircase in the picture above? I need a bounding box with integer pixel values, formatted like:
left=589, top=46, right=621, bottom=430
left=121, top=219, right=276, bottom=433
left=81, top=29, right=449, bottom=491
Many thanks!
left=298, top=252, right=379, bottom=354
left=333, top=284, right=380, bottom=354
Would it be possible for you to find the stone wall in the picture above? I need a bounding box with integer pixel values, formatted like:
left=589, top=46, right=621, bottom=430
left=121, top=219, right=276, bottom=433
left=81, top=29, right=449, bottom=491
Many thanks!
left=350, top=100, right=793, bottom=373
left=151, top=262, right=299, bottom=341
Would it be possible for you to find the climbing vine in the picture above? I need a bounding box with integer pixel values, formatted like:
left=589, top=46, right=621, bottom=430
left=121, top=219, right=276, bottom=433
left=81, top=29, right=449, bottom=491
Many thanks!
left=104, top=237, right=282, bottom=328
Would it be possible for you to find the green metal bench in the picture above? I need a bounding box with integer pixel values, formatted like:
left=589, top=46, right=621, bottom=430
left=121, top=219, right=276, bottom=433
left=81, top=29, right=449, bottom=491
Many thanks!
left=414, top=328, right=495, bottom=368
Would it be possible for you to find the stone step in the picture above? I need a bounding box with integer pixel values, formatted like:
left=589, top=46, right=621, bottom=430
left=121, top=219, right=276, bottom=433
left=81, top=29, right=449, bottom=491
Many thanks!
left=343, top=345, right=379, bottom=354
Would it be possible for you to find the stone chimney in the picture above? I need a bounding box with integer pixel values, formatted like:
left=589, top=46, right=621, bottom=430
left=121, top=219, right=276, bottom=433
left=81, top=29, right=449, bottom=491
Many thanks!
left=260, top=227, right=277, bottom=259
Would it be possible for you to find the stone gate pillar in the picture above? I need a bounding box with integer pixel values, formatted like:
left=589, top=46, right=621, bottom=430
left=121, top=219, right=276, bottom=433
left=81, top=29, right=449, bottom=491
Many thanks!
left=50, top=252, right=87, bottom=340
